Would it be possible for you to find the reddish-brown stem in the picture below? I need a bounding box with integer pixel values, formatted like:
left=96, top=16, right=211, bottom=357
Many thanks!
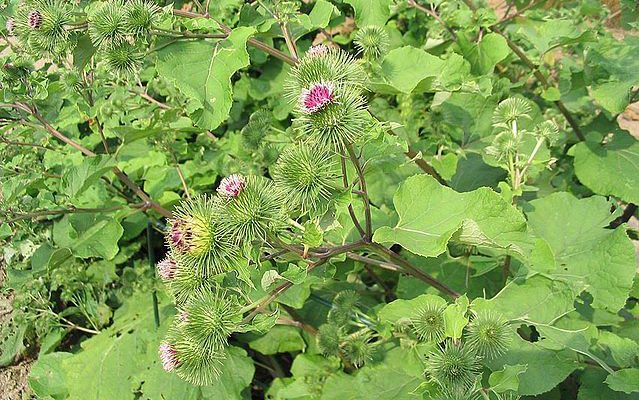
left=340, top=152, right=366, bottom=238
left=405, top=149, right=448, bottom=186
left=171, top=9, right=297, bottom=66
left=367, top=243, right=460, bottom=298
left=346, top=144, right=372, bottom=240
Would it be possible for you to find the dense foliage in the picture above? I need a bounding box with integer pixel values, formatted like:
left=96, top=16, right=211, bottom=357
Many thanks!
left=1, top=0, right=639, bottom=399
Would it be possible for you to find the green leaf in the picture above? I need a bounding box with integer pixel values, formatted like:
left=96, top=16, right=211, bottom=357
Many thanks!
left=62, top=155, right=115, bottom=198
left=156, top=27, right=256, bottom=130
left=321, top=366, right=423, bottom=400
left=579, top=369, right=639, bottom=400
left=344, top=0, right=392, bottom=26
left=53, top=215, right=124, bottom=260
left=375, top=47, right=443, bottom=94
left=248, top=325, right=306, bottom=355
left=515, top=19, right=594, bottom=55
left=29, top=352, right=73, bottom=399
left=606, top=369, right=639, bottom=394
left=73, top=34, right=97, bottom=71
left=526, top=192, right=637, bottom=311
left=373, top=174, right=529, bottom=259
left=378, top=293, right=447, bottom=324
left=573, top=131, right=639, bottom=205
left=59, top=293, right=172, bottom=400
left=488, top=336, right=579, bottom=396
left=443, top=295, right=469, bottom=340
left=473, top=275, right=578, bottom=325
left=488, top=364, right=527, bottom=393
left=458, top=32, right=510, bottom=75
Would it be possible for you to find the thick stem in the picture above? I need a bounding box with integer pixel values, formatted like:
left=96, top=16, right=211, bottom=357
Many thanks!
left=367, top=243, right=460, bottom=298
left=345, top=144, right=372, bottom=240
left=404, top=148, right=449, bottom=186
left=171, top=10, right=297, bottom=66
left=280, top=23, right=298, bottom=61
left=340, top=153, right=366, bottom=238
left=243, top=240, right=366, bottom=322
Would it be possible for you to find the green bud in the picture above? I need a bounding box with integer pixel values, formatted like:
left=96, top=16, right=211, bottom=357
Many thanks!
left=425, top=341, right=481, bottom=389
left=271, top=143, right=340, bottom=214
left=180, top=289, right=243, bottom=354
left=317, top=323, right=343, bottom=357
left=217, top=175, right=287, bottom=244
left=342, top=329, right=376, bottom=368
left=124, top=0, right=161, bottom=36
left=411, top=301, right=446, bottom=343
left=466, top=311, right=512, bottom=359
left=88, top=0, right=127, bottom=48
left=354, top=25, right=390, bottom=60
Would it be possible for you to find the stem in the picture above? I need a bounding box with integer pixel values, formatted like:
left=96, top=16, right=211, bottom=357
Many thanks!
left=345, top=144, right=372, bottom=240
left=130, top=90, right=171, bottom=110
left=147, top=222, right=161, bottom=328
left=519, top=136, right=545, bottom=180
left=4, top=204, right=136, bottom=224
left=367, top=243, right=460, bottom=298
left=171, top=9, right=297, bottom=66
left=340, top=152, right=366, bottom=238
left=0, top=103, right=173, bottom=219
left=243, top=240, right=366, bottom=322
left=404, top=148, right=448, bottom=186
left=280, top=22, right=298, bottom=60
left=150, top=28, right=227, bottom=39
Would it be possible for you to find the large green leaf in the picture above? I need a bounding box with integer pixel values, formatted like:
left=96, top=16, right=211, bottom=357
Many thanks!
left=374, top=47, right=443, bottom=94
left=526, top=192, right=637, bottom=311
left=606, top=369, right=639, bottom=394
left=344, top=0, right=392, bottom=26
left=156, top=27, right=255, bottom=130
left=53, top=214, right=123, bottom=260
left=458, top=32, right=510, bottom=75
left=62, top=155, right=115, bottom=199
left=573, top=131, right=639, bottom=205
left=320, top=366, right=423, bottom=400
left=373, top=174, right=529, bottom=259
left=488, top=336, right=579, bottom=396
left=579, top=369, right=639, bottom=400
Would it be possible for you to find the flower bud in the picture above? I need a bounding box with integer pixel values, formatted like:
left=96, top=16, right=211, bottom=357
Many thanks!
left=466, top=311, right=512, bottom=359
left=411, top=302, right=446, bottom=343
left=5, top=18, right=15, bottom=34
left=157, top=257, right=178, bottom=281
left=216, top=174, right=246, bottom=199
left=300, top=82, right=335, bottom=114
left=159, top=341, right=179, bottom=372
left=27, top=10, right=42, bottom=30
left=306, top=44, right=329, bottom=58
left=425, top=341, right=480, bottom=389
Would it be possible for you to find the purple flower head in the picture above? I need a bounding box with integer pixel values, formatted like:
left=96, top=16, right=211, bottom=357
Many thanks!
left=27, top=10, right=42, bottom=30
left=300, top=82, right=335, bottom=114
left=5, top=18, right=15, bottom=34
left=159, top=341, right=179, bottom=372
left=156, top=257, right=177, bottom=281
left=168, top=219, right=192, bottom=253
left=217, top=174, right=246, bottom=199
left=306, top=45, right=329, bottom=58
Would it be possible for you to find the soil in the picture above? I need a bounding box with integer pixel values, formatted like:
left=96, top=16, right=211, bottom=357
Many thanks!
left=0, top=257, right=32, bottom=400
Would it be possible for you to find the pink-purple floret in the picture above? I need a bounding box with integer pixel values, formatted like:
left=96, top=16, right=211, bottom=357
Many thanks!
left=300, top=82, right=335, bottom=114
